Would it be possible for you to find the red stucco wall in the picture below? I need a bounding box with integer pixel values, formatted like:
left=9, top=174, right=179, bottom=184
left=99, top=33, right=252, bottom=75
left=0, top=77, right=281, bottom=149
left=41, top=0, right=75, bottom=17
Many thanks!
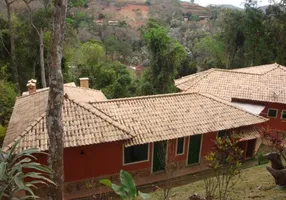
left=259, top=102, right=286, bottom=131
left=36, top=130, right=255, bottom=184
left=37, top=142, right=153, bottom=182
left=63, top=142, right=152, bottom=182
left=167, top=138, right=188, bottom=163
left=201, top=132, right=217, bottom=157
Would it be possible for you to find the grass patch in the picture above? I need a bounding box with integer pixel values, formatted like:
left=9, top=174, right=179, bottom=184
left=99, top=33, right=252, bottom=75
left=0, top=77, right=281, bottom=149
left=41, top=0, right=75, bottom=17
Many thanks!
left=152, top=164, right=286, bottom=200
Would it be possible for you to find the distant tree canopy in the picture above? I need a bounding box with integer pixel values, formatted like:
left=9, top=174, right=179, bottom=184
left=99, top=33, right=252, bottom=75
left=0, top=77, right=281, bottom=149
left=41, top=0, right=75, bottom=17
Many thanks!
left=194, top=3, right=286, bottom=69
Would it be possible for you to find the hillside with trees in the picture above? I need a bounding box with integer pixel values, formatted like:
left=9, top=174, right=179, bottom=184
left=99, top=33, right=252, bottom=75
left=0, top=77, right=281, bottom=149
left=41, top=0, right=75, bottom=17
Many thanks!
left=1, top=0, right=286, bottom=144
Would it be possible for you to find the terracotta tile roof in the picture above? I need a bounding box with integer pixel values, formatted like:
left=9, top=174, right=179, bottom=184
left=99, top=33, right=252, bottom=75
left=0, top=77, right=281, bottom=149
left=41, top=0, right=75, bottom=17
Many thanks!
left=91, top=92, right=267, bottom=146
left=3, top=86, right=132, bottom=151
left=237, top=126, right=260, bottom=141
left=175, top=63, right=286, bottom=104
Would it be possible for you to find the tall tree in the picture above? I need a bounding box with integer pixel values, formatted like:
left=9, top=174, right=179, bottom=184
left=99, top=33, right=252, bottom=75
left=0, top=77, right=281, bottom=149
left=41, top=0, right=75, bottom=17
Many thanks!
left=46, top=0, right=67, bottom=199
left=143, top=20, right=186, bottom=94
left=22, top=0, right=49, bottom=88
left=4, top=0, right=20, bottom=92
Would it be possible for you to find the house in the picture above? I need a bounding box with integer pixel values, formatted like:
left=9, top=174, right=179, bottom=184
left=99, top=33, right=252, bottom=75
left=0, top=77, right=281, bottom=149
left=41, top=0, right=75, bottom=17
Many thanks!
left=2, top=77, right=267, bottom=199
left=175, top=63, right=286, bottom=133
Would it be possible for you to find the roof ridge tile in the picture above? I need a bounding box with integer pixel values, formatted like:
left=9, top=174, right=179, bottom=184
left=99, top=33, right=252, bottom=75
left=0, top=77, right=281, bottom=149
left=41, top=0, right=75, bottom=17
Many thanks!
left=65, top=96, right=134, bottom=137
left=90, top=92, right=199, bottom=104
left=3, top=114, right=46, bottom=151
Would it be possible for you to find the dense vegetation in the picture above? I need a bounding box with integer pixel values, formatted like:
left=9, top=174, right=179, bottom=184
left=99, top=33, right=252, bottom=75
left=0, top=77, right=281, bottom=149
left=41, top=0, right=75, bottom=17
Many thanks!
left=1, top=0, right=286, bottom=142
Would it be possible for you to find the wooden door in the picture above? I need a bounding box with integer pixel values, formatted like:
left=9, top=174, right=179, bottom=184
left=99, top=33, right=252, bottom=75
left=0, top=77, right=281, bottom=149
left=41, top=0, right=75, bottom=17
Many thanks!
left=152, top=141, right=167, bottom=172
left=187, top=134, right=202, bottom=165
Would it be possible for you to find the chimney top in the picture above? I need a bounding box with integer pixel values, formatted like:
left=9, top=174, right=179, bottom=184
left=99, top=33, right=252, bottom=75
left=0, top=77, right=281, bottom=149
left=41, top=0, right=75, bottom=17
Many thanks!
left=79, top=77, right=89, bottom=88
left=27, top=79, right=37, bottom=94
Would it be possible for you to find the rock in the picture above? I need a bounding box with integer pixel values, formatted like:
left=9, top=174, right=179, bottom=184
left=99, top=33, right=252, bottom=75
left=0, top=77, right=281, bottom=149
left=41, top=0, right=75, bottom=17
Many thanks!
left=189, top=193, right=202, bottom=200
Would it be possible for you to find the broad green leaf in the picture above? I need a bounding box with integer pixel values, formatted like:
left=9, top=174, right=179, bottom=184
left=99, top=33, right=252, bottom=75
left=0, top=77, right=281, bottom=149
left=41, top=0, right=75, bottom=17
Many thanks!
left=112, top=184, right=128, bottom=199
left=8, top=140, right=20, bottom=160
left=14, top=173, right=25, bottom=188
left=21, top=162, right=53, bottom=174
left=18, top=148, right=39, bottom=156
left=138, top=191, right=150, bottom=199
left=120, top=170, right=136, bottom=198
left=13, top=158, right=32, bottom=167
left=0, top=162, right=7, bottom=180
left=18, top=195, right=39, bottom=200
left=14, top=186, right=38, bottom=197
left=23, top=172, right=56, bottom=185
left=99, top=179, right=112, bottom=188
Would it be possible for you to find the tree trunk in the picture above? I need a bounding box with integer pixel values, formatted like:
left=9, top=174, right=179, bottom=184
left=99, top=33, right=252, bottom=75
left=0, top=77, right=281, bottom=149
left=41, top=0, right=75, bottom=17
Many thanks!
left=46, top=0, right=67, bottom=199
left=5, top=0, right=20, bottom=92
left=40, top=28, right=47, bottom=88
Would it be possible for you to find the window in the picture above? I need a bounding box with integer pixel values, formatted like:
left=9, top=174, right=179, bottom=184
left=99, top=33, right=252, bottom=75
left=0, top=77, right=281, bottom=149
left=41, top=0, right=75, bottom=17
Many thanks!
left=267, top=109, right=278, bottom=118
left=217, top=130, right=227, bottom=138
left=124, top=144, right=148, bottom=164
left=281, top=110, right=286, bottom=119
left=176, top=137, right=185, bottom=155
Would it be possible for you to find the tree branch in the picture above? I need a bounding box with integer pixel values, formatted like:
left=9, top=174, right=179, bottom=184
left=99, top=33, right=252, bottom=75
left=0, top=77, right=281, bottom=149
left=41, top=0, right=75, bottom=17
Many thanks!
left=22, top=0, right=41, bottom=37
left=0, top=32, right=10, bottom=55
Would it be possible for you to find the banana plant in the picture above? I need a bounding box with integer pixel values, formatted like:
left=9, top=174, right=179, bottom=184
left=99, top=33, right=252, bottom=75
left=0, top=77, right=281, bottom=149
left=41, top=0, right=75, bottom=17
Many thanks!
left=0, top=140, right=55, bottom=199
left=100, top=170, right=150, bottom=200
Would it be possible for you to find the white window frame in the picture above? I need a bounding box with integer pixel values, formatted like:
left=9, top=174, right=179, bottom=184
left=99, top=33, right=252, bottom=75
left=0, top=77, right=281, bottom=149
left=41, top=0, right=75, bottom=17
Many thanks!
left=176, top=137, right=185, bottom=156
left=281, top=110, right=286, bottom=119
left=122, top=143, right=150, bottom=166
left=267, top=108, right=278, bottom=118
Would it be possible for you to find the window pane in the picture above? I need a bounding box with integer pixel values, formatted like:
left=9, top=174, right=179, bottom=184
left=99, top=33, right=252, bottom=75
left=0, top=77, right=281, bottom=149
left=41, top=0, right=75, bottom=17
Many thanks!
left=124, top=144, right=148, bottom=164
left=268, top=109, right=277, bottom=118
left=176, top=137, right=184, bottom=155
left=218, top=130, right=227, bottom=138
left=282, top=111, right=286, bottom=119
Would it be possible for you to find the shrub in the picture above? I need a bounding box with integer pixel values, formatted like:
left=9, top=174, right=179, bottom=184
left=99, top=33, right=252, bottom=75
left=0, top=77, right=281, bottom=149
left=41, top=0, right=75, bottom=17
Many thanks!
left=0, top=140, right=54, bottom=199
left=256, top=152, right=269, bottom=165
left=205, top=134, right=243, bottom=200
left=100, top=170, right=149, bottom=199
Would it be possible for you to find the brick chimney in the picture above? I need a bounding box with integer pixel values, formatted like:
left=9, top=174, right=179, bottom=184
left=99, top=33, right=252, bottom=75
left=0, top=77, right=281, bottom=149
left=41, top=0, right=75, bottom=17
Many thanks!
left=79, top=78, right=89, bottom=88
left=27, top=79, right=37, bottom=94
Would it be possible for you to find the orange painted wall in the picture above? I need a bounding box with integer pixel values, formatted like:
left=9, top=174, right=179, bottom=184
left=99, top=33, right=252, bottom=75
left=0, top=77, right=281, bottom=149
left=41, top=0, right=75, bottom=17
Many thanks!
left=259, top=102, right=286, bottom=131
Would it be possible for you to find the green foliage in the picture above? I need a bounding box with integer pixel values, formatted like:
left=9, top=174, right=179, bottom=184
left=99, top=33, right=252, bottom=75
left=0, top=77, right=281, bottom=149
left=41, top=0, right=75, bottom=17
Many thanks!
left=68, top=0, right=88, bottom=8
left=194, top=35, right=226, bottom=69
left=100, top=170, right=150, bottom=200
left=0, top=125, right=6, bottom=147
left=68, top=11, right=93, bottom=28
left=143, top=20, right=186, bottom=94
left=194, top=5, right=286, bottom=69
left=103, top=36, right=132, bottom=62
left=0, top=140, right=55, bottom=199
left=189, top=15, right=200, bottom=21
left=0, top=80, right=17, bottom=126
left=256, top=152, right=269, bottom=165
left=205, top=134, right=243, bottom=200
left=80, top=40, right=105, bottom=65
left=145, top=0, right=151, bottom=5
left=119, top=20, right=128, bottom=28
